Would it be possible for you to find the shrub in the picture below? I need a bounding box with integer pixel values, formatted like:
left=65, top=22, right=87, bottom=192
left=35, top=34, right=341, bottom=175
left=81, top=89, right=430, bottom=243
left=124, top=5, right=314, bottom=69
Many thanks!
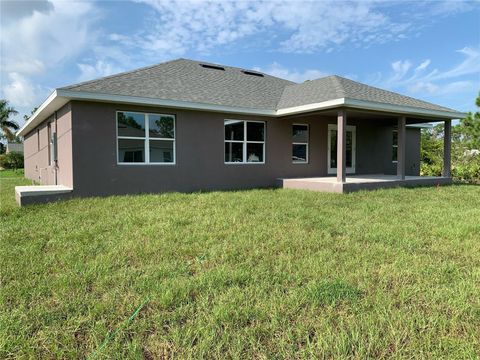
left=452, top=155, right=480, bottom=184
left=0, top=151, right=24, bottom=169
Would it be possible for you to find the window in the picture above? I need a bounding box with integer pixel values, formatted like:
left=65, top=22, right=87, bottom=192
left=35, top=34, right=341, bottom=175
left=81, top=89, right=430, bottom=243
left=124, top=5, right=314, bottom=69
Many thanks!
left=224, top=120, right=265, bottom=163
left=117, top=111, right=175, bottom=164
left=392, top=129, right=398, bottom=163
left=292, top=124, right=308, bottom=163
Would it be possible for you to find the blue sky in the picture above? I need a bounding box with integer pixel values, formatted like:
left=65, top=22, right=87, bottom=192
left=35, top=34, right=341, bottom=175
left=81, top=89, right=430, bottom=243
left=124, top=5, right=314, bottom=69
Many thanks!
left=1, top=0, right=479, bottom=125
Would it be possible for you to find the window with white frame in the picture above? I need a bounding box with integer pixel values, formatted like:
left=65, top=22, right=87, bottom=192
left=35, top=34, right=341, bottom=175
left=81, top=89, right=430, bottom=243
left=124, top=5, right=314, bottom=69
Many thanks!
left=392, top=129, right=398, bottom=163
left=117, top=111, right=175, bottom=164
left=224, top=120, right=265, bottom=163
left=292, top=124, right=308, bottom=163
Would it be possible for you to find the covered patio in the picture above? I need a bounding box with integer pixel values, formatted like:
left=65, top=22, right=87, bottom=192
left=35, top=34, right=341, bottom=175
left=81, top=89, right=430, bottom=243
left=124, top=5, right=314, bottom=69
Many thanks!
left=279, top=174, right=451, bottom=193
left=278, top=107, right=454, bottom=193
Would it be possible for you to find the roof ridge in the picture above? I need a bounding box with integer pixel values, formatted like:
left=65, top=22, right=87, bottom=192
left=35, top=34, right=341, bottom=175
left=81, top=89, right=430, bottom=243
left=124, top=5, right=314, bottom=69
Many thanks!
left=60, top=58, right=185, bottom=90
left=61, top=58, right=296, bottom=91
left=328, top=75, right=347, bottom=98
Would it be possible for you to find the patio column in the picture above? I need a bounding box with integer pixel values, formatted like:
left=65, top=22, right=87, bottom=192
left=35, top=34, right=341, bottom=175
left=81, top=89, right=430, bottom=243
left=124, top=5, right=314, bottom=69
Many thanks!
left=443, top=119, right=452, bottom=177
left=337, top=109, right=347, bottom=183
left=397, top=116, right=406, bottom=180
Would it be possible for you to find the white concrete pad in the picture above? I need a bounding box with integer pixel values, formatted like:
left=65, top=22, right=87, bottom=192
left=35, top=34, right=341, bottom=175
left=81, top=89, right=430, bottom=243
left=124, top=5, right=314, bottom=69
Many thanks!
left=15, top=185, right=73, bottom=197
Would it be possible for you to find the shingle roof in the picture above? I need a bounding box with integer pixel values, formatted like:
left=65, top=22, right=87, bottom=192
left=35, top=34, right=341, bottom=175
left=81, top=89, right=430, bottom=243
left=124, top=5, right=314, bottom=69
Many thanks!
left=61, top=59, right=294, bottom=111
left=277, top=75, right=457, bottom=112
left=60, top=58, right=459, bottom=113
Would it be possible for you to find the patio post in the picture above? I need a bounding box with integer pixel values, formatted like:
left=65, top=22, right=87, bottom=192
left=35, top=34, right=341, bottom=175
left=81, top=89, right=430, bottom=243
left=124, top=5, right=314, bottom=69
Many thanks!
left=443, top=119, right=452, bottom=177
left=397, top=116, right=406, bottom=180
left=337, top=109, right=347, bottom=183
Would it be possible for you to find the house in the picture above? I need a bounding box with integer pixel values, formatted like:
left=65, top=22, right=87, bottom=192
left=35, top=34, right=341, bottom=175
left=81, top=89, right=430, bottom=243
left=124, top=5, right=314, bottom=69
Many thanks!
left=15, top=59, right=465, bottom=206
left=6, top=143, right=23, bottom=154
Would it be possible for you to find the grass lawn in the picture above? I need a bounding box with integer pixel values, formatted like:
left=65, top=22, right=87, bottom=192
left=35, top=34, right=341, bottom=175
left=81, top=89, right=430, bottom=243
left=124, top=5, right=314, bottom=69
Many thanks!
left=1, top=170, right=479, bottom=359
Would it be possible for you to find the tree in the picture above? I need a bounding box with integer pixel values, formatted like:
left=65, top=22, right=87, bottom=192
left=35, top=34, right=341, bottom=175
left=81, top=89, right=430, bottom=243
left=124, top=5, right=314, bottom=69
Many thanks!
left=0, top=99, right=19, bottom=142
left=23, top=107, right=38, bottom=122
left=454, top=92, right=480, bottom=150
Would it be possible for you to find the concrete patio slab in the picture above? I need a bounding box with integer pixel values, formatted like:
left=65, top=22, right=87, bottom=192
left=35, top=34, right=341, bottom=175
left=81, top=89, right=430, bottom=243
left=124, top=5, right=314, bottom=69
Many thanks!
left=278, top=175, right=452, bottom=193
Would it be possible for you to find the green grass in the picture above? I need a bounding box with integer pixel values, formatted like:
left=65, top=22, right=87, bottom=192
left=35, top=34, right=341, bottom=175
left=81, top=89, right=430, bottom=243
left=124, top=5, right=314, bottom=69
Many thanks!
left=1, top=170, right=479, bottom=359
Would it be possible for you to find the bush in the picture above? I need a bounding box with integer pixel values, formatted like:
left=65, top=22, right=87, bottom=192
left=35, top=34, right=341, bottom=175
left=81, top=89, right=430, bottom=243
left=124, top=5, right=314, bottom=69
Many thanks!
left=0, top=151, right=24, bottom=169
left=420, top=153, right=480, bottom=184
left=452, top=155, right=480, bottom=184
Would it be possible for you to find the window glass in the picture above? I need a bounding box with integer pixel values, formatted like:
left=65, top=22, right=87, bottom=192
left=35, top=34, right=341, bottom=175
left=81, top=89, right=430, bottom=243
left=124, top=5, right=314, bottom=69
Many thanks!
left=392, top=130, right=398, bottom=162
left=117, top=112, right=175, bottom=164
left=225, top=142, right=244, bottom=162
left=150, top=140, right=174, bottom=163
left=224, top=120, right=265, bottom=163
left=346, top=131, right=353, bottom=168
left=149, top=114, right=174, bottom=138
left=292, top=125, right=308, bottom=143
left=118, top=139, right=145, bottom=162
left=225, top=120, right=244, bottom=140
left=330, top=130, right=337, bottom=168
left=247, top=143, right=263, bottom=162
left=247, top=122, right=264, bottom=141
left=292, top=144, right=307, bottom=163
left=117, top=112, right=145, bottom=137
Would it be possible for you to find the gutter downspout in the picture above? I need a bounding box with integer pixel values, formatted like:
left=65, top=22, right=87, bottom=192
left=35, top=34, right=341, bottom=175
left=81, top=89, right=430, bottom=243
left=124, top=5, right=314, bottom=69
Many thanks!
left=54, top=111, right=58, bottom=185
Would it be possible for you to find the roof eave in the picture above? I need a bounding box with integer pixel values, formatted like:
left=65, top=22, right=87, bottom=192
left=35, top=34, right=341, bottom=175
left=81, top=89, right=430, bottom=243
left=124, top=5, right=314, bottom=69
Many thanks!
left=343, top=98, right=467, bottom=120
left=17, top=91, right=466, bottom=137
left=17, top=90, right=70, bottom=137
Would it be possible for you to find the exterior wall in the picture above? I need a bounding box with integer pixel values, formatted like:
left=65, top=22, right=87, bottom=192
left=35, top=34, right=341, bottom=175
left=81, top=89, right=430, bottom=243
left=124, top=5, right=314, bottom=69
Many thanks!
left=382, top=127, right=421, bottom=176
left=69, top=101, right=421, bottom=197
left=23, top=103, right=73, bottom=187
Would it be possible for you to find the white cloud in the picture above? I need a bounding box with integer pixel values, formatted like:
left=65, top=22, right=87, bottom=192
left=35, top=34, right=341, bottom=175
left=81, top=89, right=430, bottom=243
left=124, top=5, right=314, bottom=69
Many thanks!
left=0, top=0, right=98, bottom=75
left=369, top=46, right=480, bottom=106
left=408, top=80, right=474, bottom=96
left=253, top=62, right=327, bottom=83
left=76, top=60, right=124, bottom=82
left=391, top=60, right=412, bottom=79
left=415, top=59, right=431, bottom=72
left=2, top=72, right=48, bottom=108
left=127, top=0, right=409, bottom=55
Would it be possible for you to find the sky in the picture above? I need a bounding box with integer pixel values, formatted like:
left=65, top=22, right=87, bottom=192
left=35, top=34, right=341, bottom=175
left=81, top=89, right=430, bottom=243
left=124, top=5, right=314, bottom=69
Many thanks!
left=1, top=0, right=479, bottom=126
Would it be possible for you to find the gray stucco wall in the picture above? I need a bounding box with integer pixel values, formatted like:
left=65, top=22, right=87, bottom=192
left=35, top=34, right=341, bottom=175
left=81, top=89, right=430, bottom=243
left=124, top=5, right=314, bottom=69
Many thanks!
left=23, top=103, right=73, bottom=187
left=23, top=100, right=421, bottom=197
left=67, top=101, right=420, bottom=197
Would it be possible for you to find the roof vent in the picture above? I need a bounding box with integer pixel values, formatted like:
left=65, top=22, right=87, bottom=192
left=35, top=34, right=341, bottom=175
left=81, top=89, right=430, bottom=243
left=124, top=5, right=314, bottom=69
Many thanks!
left=242, top=70, right=264, bottom=77
left=200, top=63, right=225, bottom=71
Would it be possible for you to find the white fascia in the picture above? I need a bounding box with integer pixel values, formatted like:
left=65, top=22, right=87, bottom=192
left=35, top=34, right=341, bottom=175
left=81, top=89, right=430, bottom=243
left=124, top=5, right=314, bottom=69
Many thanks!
left=17, top=90, right=467, bottom=137
left=343, top=98, right=466, bottom=120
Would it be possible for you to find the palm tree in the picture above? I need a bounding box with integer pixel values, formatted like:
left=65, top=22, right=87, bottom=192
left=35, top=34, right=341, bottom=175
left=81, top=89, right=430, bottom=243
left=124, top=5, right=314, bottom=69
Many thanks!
left=0, top=99, right=19, bottom=142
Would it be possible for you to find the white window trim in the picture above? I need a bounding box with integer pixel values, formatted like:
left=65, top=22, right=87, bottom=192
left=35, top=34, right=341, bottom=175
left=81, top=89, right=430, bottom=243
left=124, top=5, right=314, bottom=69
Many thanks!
left=327, top=124, right=356, bottom=174
left=224, top=119, right=266, bottom=164
left=116, top=110, right=176, bottom=165
left=292, top=123, right=309, bottom=164
left=392, top=129, right=398, bottom=163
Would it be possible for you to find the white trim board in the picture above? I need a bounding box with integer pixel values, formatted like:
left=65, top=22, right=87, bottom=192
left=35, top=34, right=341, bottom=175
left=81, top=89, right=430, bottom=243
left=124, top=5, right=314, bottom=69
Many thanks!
left=17, top=90, right=467, bottom=137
